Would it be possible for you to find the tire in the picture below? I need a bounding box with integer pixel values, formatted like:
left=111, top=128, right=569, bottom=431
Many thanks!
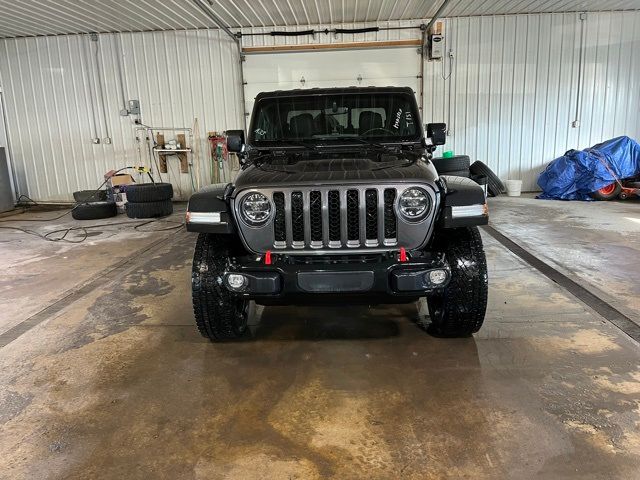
left=426, top=227, right=488, bottom=337
left=443, top=169, right=470, bottom=178
left=192, top=233, right=249, bottom=341
left=71, top=201, right=117, bottom=220
left=590, top=182, right=621, bottom=200
left=73, top=190, right=107, bottom=202
left=431, top=155, right=471, bottom=174
left=125, top=182, right=173, bottom=203
left=125, top=200, right=173, bottom=219
left=469, top=161, right=505, bottom=197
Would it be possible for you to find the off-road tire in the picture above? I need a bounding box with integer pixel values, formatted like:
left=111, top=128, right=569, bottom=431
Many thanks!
left=125, top=199, right=173, bottom=218
left=431, top=155, right=471, bottom=174
left=125, top=182, right=173, bottom=202
left=469, top=161, right=505, bottom=197
left=73, top=189, right=107, bottom=202
left=426, top=227, right=488, bottom=337
left=192, top=233, right=249, bottom=341
left=590, top=182, right=621, bottom=200
left=71, top=201, right=117, bottom=220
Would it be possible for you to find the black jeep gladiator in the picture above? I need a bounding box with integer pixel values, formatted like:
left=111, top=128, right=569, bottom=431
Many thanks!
left=186, top=87, right=488, bottom=341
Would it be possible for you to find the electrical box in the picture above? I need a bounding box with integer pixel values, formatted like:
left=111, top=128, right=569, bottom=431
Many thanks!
left=428, top=21, right=444, bottom=60
left=429, top=34, right=444, bottom=60
left=120, top=99, right=140, bottom=117
left=128, top=100, right=140, bottom=115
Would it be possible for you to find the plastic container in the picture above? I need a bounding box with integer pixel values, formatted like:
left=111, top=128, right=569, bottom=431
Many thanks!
left=505, top=179, right=523, bottom=197
left=442, top=150, right=454, bottom=158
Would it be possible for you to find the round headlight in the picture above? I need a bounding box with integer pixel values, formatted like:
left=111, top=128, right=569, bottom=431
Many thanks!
left=398, top=187, right=430, bottom=220
left=240, top=192, right=271, bottom=225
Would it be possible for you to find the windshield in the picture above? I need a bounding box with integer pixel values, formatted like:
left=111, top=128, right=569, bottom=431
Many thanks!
left=249, top=92, right=421, bottom=144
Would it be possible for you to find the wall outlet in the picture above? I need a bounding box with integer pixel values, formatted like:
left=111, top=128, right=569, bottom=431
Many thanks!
left=103, top=137, right=112, bottom=144
left=571, top=120, right=580, bottom=128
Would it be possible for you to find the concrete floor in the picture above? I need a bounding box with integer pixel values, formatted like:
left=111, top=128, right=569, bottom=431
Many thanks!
left=490, top=194, right=640, bottom=321
left=0, top=200, right=639, bottom=479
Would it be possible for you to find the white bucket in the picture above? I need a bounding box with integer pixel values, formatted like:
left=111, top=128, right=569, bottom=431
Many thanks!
left=505, top=180, right=523, bottom=197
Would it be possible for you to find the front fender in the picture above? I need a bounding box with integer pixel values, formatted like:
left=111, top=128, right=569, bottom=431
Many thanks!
left=186, top=183, right=236, bottom=234
left=438, top=176, right=488, bottom=228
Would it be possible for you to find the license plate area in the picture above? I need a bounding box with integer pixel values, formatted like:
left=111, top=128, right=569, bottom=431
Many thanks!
left=297, top=271, right=374, bottom=293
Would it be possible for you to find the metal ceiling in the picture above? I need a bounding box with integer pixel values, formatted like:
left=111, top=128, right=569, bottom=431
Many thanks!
left=0, top=0, right=639, bottom=37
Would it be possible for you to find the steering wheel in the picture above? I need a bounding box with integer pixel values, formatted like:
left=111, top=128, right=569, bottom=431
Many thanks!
left=361, top=127, right=396, bottom=137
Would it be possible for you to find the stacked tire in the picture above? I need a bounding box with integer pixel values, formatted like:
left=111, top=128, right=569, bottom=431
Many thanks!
left=73, top=189, right=107, bottom=202
left=71, top=189, right=117, bottom=220
left=125, top=183, right=174, bottom=219
left=72, top=200, right=117, bottom=220
left=431, top=155, right=471, bottom=177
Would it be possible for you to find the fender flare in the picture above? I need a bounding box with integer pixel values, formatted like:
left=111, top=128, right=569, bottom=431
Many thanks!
left=186, top=183, right=236, bottom=234
left=438, top=175, right=488, bottom=228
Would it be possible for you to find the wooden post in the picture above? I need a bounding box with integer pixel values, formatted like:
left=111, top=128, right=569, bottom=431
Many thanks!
left=208, top=131, right=219, bottom=183
left=156, top=133, right=167, bottom=173
left=177, top=133, right=189, bottom=173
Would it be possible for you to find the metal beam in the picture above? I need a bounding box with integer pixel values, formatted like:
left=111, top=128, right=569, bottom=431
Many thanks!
left=425, top=0, right=453, bottom=33
left=191, top=0, right=238, bottom=43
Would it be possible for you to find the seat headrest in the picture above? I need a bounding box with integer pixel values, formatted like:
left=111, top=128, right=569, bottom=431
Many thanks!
left=289, top=113, right=314, bottom=138
left=358, top=111, right=383, bottom=134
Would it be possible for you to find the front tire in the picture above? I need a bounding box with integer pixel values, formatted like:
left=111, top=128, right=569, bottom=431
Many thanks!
left=426, top=227, right=488, bottom=337
left=192, top=233, right=249, bottom=341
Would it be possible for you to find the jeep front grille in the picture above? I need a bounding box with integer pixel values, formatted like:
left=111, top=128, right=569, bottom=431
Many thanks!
left=272, top=187, right=398, bottom=249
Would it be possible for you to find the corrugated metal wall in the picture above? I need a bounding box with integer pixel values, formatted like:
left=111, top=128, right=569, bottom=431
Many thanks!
left=426, top=11, right=640, bottom=190
left=0, top=29, right=243, bottom=201
left=0, top=11, right=639, bottom=200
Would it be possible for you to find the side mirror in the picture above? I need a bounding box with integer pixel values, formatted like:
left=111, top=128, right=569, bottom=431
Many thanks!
left=226, top=129, right=245, bottom=152
left=426, top=123, right=447, bottom=146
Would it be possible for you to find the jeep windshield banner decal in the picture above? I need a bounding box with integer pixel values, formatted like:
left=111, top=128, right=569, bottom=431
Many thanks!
left=393, top=109, right=414, bottom=130
left=393, top=108, right=403, bottom=129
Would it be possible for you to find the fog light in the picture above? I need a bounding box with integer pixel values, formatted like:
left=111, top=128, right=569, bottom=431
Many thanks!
left=427, top=269, right=448, bottom=285
left=226, top=274, right=247, bottom=291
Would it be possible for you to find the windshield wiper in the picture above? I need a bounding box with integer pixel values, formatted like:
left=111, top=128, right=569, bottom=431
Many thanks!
left=371, top=157, right=416, bottom=171
left=287, top=140, right=321, bottom=152
left=346, top=137, right=396, bottom=152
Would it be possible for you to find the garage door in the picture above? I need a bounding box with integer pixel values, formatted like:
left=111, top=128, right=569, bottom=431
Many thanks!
left=243, top=47, right=421, bottom=117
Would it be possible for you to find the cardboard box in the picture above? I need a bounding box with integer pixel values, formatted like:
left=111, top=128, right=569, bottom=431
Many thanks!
left=108, top=174, right=135, bottom=187
left=104, top=171, right=135, bottom=209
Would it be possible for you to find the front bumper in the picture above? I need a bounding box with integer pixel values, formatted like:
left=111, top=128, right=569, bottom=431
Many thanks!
left=223, top=252, right=450, bottom=305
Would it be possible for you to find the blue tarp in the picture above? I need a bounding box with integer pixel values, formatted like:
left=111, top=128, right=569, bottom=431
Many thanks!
left=537, top=136, right=640, bottom=200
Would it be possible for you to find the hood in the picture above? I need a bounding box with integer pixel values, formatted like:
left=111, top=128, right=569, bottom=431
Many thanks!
left=233, top=156, right=439, bottom=190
